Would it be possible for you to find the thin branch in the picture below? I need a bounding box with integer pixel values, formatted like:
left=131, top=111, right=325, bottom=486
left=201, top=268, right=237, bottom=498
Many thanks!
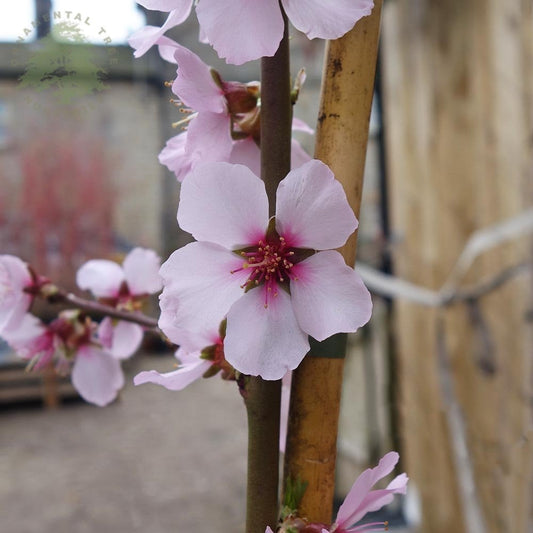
left=41, top=286, right=159, bottom=329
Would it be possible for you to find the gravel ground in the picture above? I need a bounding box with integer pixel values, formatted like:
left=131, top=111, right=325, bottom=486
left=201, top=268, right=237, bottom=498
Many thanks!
left=1, top=353, right=248, bottom=533
left=1, top=353, right=411, bottom=533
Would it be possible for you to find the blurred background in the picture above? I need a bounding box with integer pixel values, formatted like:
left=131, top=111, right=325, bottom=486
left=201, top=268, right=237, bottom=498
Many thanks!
left=0, top=1, right=532, bottom=532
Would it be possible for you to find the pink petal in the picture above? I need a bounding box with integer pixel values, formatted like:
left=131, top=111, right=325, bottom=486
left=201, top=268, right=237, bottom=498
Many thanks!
left=196, top=0, right=284, bottom=65
left=276, top=159, right=357, bottom=250
left=2, top=313, right=46, bottom=348
left=159, top=242, right=248, bottom=338
left=159, top=295, right=219, bottom=350
left=184, top=112, right=233, bottom=166
left=387, top=472, right=408, bottom=492
left=155, top=35, right=180, bottom=63
left=159, top=133, right=194, bottom=182
left=282, top=0, right=373, bottom=40
left=128, top=25, right=165, bottom=58
left=224, top=286, right=309, bottom=380
left=178, top=162, right=269, bottom=249
left=76, top=259, right=124, bottom=298
left=123, top=248, right=162, bottom=295
left=171, top=46, right=226, bottom=113
left=72, top=345, right=125, bottom=407
left=158, top=291, right=192, bottom=346
left=336, top=452, right=400, bottom=527
left=0, top=255, right=33, bottom=333
left=97, top=316, right=114, bottom=349
left=134, top=357, right=212, bottom=391
left=136, top=0, right=188, bottom=10
left=290, top=251, right=372, bottom=341
left=99, top=319, right=144, bottom=360
left=351, top=476, right=408, bottom=522
left=128, top=4, right=193, bottom=57
left=229, top=136, right=309, bottom=175
left=228, top=137, right=261, bottom=177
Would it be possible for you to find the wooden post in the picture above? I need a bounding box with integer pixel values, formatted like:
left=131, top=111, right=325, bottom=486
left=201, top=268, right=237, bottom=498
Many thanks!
left=381, top=1, right=533, bottom=531
left=283, top=1, right=383, bottom=523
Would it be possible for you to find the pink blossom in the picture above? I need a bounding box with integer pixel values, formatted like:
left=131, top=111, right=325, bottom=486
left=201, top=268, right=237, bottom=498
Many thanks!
left=0, top=255, right=34, bottom=335
left=327, top=452, right=408, bottom=532
left=133, top=326, right=234, bottom=391
left=3, top=312, right=124, bottom=407
left=130, top=0, right=374, bottom=65
left=155, top=42, right=311, bottom=182
left=2, top=314, right=55, bottom=371
left=266, top=453, right=407, bottom=533
left=159, top=159, right=372, bottom=380
left=76, top=248, right=162, bottom=359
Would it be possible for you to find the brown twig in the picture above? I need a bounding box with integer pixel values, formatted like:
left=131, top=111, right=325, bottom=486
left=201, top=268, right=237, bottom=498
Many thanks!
left=242, top=6, right=292, bottom=533
left=40, top=285, right=160, bottom=329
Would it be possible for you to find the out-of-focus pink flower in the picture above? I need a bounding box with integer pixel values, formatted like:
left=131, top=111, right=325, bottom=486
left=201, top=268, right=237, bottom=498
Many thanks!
left=326, top=452, right=408, bottom=533
left=128, top=0, right=193, bottom=58
left=130, top=0, right=374, bottom=65
left=3, top=311, right=124, bottom=407
left=154, top=41, right=311, bottom=182
left=0, top=255, right=34, bottom=335
left=266, top=452, right=408, bottom=533
left=159, top=159, right=372, bottom=380
left=2, top=313, right=55, bottom=371
left=77, top=248, right=162, bottom=359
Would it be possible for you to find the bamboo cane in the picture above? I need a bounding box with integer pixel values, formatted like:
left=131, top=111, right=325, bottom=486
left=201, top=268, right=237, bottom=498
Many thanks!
left=283, top=1, right=383, bottom=523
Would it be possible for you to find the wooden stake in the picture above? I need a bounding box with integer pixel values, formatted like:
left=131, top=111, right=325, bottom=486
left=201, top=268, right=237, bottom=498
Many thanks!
left=283, top=1, right=383, bottom=523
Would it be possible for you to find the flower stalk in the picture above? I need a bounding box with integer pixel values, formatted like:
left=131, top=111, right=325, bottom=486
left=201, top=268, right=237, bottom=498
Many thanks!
left=244, top=7, right=291, bottom=533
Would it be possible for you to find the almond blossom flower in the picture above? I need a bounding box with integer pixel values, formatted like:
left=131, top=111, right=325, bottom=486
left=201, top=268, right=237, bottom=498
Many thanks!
left=130, top=0, right=374, bottom=65
left=324, top=451, right=408, bottom=533
left=159, top=159, right=372, bottom=380
left=134, top=323, right=235, bottom=391
left=76, top=248, right=162, bottom=359
left=0, top=255, right=34, bottom=335
left=153, top=40, right=311, bottom=181
left=266, top=452, right=408, bottom=533
left=3, top=311, right=124, bottom=407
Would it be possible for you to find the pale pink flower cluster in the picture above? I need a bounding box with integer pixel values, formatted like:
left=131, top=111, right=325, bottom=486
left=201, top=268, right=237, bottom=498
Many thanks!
left=77, top=247, right=162, bottom=359
left=5, top=310, right=125, bottom=407
left=266, top=452, right=408, bottom=533
left=0, top=249, right=162, bottom=407
left=132, top=37, right=311, bottom=182
left=131, top=0, right=374, bottom=65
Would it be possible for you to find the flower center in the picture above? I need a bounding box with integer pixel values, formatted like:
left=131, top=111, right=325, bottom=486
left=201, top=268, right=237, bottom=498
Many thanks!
left=232, top=235, right=296, bottom=307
